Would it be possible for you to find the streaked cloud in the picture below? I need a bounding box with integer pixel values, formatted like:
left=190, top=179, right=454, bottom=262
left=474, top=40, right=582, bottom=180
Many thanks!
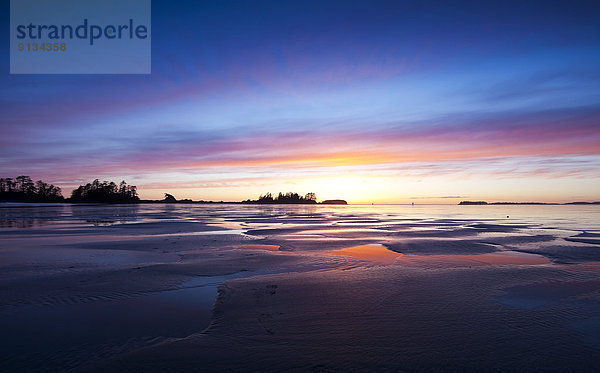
left=1, top=0, right=599, bottom=202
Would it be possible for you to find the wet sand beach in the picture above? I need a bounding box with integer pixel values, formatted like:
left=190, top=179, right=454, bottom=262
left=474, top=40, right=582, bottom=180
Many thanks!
left=1, top=204, right=599, bottom=372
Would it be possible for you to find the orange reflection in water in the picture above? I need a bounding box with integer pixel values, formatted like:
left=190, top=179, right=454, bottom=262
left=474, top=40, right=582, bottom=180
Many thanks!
left=325, top=244, right=550, bottom=268
left=399, top=251, right=550, bottom=268
left=234, top=243, right=551, bottom=268
left=325, top=244, right=402, bottom=265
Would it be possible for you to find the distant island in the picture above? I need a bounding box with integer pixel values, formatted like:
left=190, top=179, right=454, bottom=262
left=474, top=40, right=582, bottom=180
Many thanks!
left=8, top=176, right=596, bottom=207
left=0, top=176, right=139, bottom=204
left=0, top=176, right=64, bottom=202
left=0, top=177, right=352, bottom=206
left=147, top=192, right=347, bottom=205
left=1, top=177, right=349, bottom=205
left=459, top=201, right=600, bottom=205
left=161, top=193, right=194, bottom=203
left=321, top=199, right=348, bottom=205
left=70, top=179, right=139, bottom=203
left=243, top=192, right=347, bottom=205
left=243, top=192, right=317, bottom=204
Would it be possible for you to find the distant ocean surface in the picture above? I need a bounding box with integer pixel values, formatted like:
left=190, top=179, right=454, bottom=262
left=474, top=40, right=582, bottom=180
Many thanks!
left=2, top=202, right=598, bottom=233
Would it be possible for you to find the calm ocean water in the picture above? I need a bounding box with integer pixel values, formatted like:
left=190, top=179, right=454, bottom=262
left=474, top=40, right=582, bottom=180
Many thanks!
left=1, top=203, right=599, bottom=232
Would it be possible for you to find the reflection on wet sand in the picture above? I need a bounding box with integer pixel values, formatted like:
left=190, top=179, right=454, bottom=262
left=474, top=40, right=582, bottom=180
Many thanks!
left=398, top=250, right=551, bottom=268
left=325, top=244, right=402, bottom=265
left=324, top=244, right=551, bottom=267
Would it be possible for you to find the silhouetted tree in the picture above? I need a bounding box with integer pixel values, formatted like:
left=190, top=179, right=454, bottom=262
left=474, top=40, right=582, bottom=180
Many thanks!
left=35, top=180, right=62, bottom=201
left=247, top=191, right=317, bottom=204
left=305, top=192, right=317, bottom=202
left=258, top=193, right=274, bottom=203
left=0, top=176, right=63, bottom=202
left=0, top=178, right=14, bottom=193
left=15, top=176, right=35, bottom=197
left=70, top=179, right=139, bottom=203
left=164, top=193, right=177, bottom=203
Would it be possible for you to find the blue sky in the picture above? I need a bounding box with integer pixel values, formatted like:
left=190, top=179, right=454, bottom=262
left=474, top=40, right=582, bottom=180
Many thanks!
left=1, top=0, right=599, bottom=202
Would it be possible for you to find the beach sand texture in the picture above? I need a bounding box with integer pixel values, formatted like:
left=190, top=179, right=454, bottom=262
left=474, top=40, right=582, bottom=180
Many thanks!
left=1, top=204, right=599, bottom=372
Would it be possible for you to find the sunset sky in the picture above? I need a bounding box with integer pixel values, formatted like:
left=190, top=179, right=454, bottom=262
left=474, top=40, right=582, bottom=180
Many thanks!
left=2, top=0, right=599, bottom=203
